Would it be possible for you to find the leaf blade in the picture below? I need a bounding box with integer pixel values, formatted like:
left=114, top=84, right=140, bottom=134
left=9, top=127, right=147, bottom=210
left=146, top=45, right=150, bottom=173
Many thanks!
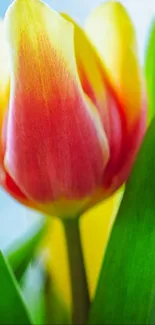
left=89, top=118, right=155, bottom=324
left=0, top=251, right=32, bottom=324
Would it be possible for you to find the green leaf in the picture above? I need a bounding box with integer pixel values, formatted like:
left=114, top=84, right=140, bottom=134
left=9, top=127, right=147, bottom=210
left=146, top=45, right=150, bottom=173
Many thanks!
left=89, top=118, right=155, bottom=324
left=4, top=217, right=46, bottom=280
left=0, top=251, right=32, bottom=324
left=145, top=18, right=155, bottom=122
left=21, top=259, right=46, bottom=325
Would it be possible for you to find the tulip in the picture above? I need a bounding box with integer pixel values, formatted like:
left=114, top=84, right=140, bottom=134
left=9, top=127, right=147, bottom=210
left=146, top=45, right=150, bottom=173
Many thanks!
left=0, top=0, right=147, bottom=218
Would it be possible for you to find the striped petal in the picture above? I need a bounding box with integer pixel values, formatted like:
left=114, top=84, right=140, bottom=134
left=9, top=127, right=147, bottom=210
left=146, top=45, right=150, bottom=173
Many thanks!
left=85, top=2, right=147, bottom=191
left=61, top=14, right=124, bottom=186
left=61, top=13, right=108, bottom=127
left=4, top=0, right=109, bottom=204
left=85, top=1, right=144, bottom=127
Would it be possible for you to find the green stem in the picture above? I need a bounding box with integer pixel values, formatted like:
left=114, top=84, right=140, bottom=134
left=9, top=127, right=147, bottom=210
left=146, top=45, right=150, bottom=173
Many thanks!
left=63, top=218, right=90, bottom=325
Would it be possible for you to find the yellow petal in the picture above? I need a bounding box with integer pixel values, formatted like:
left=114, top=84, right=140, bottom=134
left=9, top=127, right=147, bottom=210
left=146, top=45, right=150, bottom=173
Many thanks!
left=85, top=1, right=143, bottom=126
left=62, top=13, right=107, bottom=113
left=0, top=20, right=10, bottom=134
left=62, top=13, right=111, bottom=128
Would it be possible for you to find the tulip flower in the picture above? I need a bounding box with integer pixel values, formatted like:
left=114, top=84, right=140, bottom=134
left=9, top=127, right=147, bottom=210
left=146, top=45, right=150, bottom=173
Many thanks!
left=0, top=0, right=147, bottom=218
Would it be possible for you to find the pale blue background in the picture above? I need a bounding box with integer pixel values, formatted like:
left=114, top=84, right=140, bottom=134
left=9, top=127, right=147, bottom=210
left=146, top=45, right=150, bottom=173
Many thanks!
left=0, top=0, right=154, bottom=250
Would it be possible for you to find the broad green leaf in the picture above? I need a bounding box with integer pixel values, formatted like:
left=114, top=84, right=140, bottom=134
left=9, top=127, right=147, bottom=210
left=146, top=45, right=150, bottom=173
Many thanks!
left=21, top=259, right=46, bottom=325
left=0, top=251, right=32, bottom=324
left=145, top=19, right=155, bottom=122
left=4, top=217, right=46, bottom=279
left=89, top=118, right=155, bottom=324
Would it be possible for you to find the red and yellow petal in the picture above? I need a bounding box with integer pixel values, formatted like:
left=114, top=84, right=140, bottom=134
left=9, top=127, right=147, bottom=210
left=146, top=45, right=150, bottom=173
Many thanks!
left=85, top=1, right=144, bottom=128
left=4, top=0, right=109, bottom=206
left=61, top=13, right=108, bottom=126
left=61, top=14, right=125, bottom=184
left=85, top=2, right=147, bottom=191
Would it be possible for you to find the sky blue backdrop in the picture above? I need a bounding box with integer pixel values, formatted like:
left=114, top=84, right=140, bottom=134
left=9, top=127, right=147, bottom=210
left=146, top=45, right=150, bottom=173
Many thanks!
left=0, top=0, right=154, bottom=250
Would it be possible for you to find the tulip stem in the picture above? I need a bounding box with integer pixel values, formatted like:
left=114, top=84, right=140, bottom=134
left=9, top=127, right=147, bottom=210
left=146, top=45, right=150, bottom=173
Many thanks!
left=63, top=217, right=90, bottom=325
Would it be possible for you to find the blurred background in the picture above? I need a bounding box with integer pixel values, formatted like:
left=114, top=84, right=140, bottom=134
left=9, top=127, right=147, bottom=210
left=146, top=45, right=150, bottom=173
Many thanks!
left=0, top=0, right=155, bottom=249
